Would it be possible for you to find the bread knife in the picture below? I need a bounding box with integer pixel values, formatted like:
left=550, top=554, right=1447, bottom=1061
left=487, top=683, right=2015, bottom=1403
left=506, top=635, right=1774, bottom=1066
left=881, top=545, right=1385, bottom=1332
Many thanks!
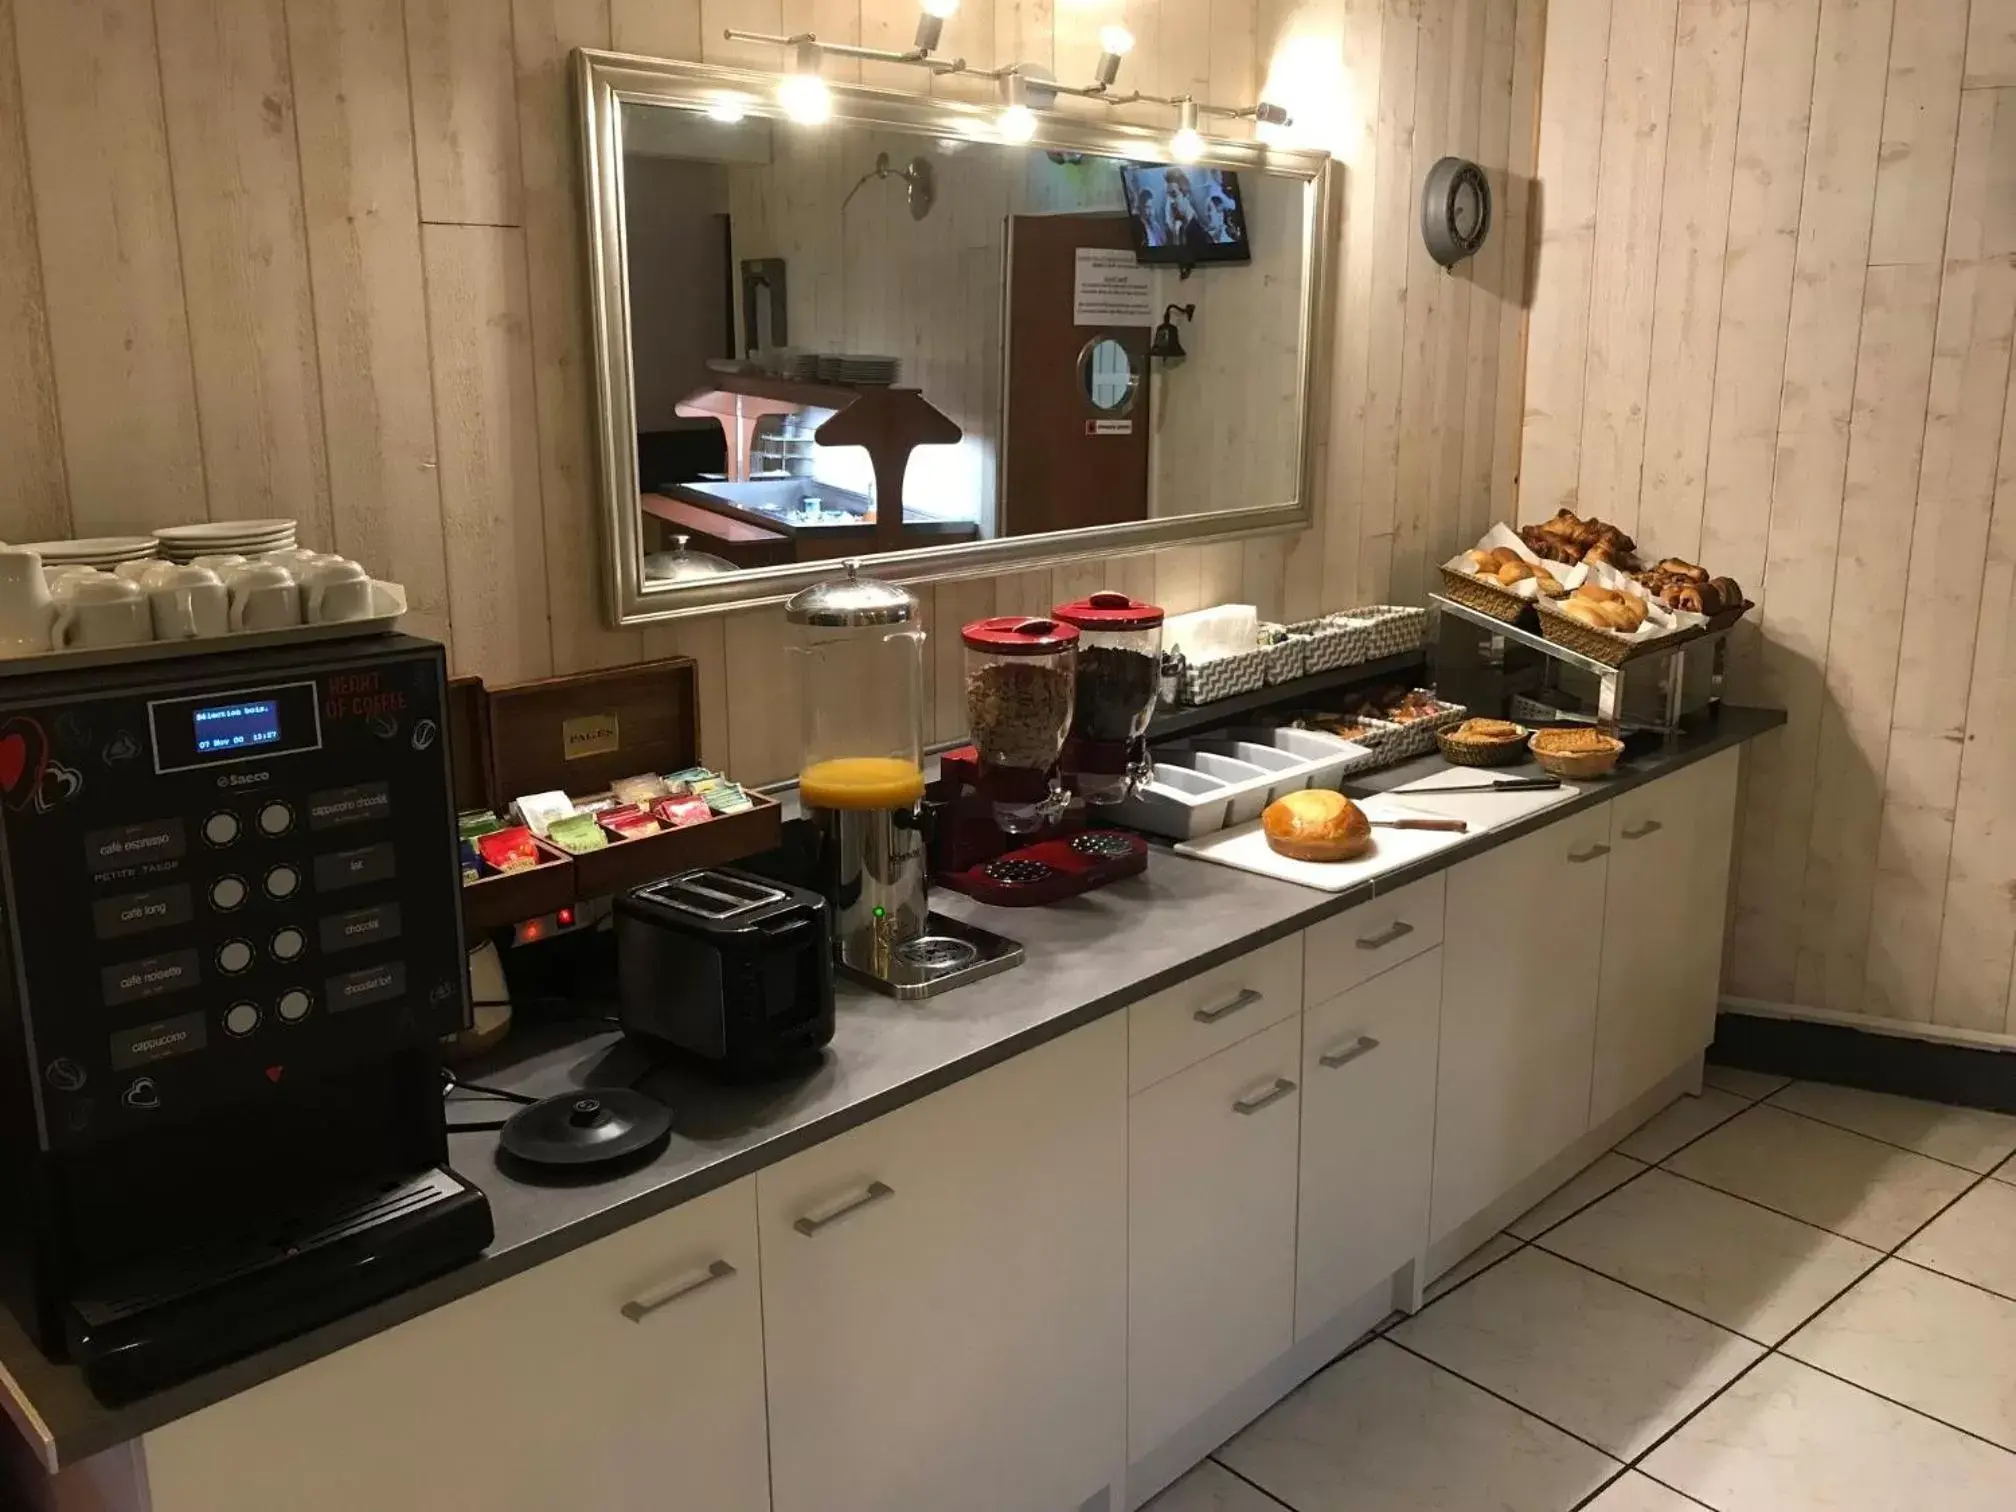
left=1368, top=817, right=1469, bottom=832
left=1397, top=776, right=1563, bottom=795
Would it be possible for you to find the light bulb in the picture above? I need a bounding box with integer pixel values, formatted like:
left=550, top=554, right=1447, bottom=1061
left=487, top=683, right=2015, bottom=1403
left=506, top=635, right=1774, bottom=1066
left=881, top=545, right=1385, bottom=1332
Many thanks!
left=1169, top=126, right=1204, bottom=163
left=778, top=70, right=831, bottom=125
left=705, top=93, right=749, bottom=124
left=922, top=0, right=961, bottom=17
left=1099, top=24, right=1135, bottom=56
left=998, top=103, right=1038, bottom=142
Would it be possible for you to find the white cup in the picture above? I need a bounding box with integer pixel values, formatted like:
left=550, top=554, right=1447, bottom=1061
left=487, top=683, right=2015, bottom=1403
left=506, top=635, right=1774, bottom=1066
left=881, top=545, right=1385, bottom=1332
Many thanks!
left=51, top=574, right=151, bottom=650
left=259, top=547, right=321, bottom=569
left=44, top=563, right=101, bottom=592
left=0, top=547, right=58, bottom=658
left=225, top=561, right=302, bottom=632
left=302, top=557, right=375, bottom=624
left=147, top=565, right=229, bottom=641
left=189, top=553, right=248, bottom=575
left=113, top=558, right=164, bottom=584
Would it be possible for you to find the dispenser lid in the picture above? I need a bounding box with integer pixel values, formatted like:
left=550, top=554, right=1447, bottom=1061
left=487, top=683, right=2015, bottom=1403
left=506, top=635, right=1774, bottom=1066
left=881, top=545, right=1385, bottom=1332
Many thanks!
left=643, top=534, right=736, bottom=583
left=960, top=616, right=1082, bottom=655
left=1051, top=591, right=1166, bottom=631
left=784, top=560, right=917, bottom=626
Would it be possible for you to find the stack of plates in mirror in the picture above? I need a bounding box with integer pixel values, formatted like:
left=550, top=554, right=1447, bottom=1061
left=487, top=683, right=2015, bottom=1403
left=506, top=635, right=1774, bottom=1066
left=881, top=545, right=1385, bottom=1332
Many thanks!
left=19, top=536, right=159, bottom=571
left=813, top=353, right=901, bottom=386
left=153, top=518, right=298, bottom=563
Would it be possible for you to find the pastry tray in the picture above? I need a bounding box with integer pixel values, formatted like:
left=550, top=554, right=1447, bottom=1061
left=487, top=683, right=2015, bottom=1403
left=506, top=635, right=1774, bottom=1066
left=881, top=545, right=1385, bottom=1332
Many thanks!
left=0, top=581, right=409, bottom=677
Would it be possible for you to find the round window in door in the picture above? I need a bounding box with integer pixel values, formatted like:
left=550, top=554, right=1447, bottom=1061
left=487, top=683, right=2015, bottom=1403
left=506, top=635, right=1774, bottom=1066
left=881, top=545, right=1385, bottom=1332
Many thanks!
left=1078, top=336, right=1141, bottom=415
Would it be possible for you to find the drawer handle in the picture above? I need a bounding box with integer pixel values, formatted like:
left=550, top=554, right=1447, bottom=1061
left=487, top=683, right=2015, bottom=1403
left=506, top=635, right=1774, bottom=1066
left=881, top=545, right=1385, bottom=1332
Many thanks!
left=621, top=1258, right=735, bottom=1322
left=1356, top=920, right=1415, bottom=951
left=1622, top=820, right=1663, bottom=840
left=1194, top=987, right=1263, bottom=1025
left=1233, top=1077, right=1298, bottom=1115
left=1568, top=843, right=1611, bottom=863
left=1319, top=1035, right=1382, bottom=1070
left=794, top=1180, right=895, bottom=1237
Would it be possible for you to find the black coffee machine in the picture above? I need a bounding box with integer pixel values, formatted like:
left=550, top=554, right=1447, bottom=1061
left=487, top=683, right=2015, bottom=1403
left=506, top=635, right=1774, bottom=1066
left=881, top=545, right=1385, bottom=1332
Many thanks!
left=0, top=635, right=492, bottom=1403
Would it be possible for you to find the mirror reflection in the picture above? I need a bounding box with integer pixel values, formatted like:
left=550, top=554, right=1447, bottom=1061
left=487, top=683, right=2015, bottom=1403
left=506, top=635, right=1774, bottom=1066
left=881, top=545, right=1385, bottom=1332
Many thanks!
left=619, top=100, right=1313, bottom=579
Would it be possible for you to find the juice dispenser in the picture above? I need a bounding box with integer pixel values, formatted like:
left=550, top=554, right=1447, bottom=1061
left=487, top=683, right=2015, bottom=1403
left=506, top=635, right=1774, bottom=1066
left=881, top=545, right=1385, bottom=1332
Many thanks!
left=787, top=564, right=1022, bottom=997
left=1050, top=592, right=1165, bottom=804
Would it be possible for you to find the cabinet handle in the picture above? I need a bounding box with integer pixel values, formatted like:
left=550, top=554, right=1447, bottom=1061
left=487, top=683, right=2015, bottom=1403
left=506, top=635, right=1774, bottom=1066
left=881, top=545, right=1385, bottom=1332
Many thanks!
left=1568, top=843, right=1611, bottom=863
left=1233, top=1077, right=1298, bottom=1115
left=1622, top=819, right=1663, bottom=841
left=1356, top=920, right=1415, bottom=951
left=1319, top=1035, right=1382, bottom=1070
left=621, top=1258, right=735, bottom=1322
left=793, top=1180, right=895, bottom=1237
left=1194, top=987, right=1263, bottom=1025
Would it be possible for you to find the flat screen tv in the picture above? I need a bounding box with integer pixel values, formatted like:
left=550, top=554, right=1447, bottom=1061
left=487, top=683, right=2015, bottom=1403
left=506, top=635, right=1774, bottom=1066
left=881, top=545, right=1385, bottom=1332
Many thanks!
left=1118, top=163, right=1252, bottom=266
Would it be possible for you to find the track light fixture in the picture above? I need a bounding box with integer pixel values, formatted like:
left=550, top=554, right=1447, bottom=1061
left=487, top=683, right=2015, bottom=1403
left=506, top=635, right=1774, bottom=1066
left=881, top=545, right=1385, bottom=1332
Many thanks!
left=1094, top=25, right=1134, bottom=89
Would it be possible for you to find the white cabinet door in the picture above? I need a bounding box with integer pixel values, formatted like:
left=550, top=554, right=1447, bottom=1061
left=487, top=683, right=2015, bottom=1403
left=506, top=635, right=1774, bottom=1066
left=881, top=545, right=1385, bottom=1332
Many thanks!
left=1431, top=804, right=1611, bottom=1245
left=1590, top=756, right=1738, bottom=1126
left=759, top=1015, right=1127, bottom=1512
left=1129, top=1016, right=1302, bottom=1463
left=140, top=1180, right=771, bottom=1512
left=1296, top=947, right=1442, bottom=1339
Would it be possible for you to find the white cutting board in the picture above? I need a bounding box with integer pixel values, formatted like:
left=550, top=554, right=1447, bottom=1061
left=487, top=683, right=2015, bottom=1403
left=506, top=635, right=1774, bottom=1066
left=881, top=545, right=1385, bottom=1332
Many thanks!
left=1382, top=769, right=1584, bottom=831
left=1174, top=793, right=1476, bottom=892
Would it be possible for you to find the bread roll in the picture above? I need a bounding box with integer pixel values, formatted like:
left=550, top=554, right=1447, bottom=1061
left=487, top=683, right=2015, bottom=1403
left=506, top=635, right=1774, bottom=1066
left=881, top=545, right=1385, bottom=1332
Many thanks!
left=1496, top=558, right=1533, bottom=585
left=1489, top=546, right=1522, bottom=566
left=1534, top=570, right=1566, bottom=597
left=1464, top=549, right=1496, bottom=572
left=1559, top=599, right=1609, bottom=629
left=1262, top=789, right=1373, bottom=863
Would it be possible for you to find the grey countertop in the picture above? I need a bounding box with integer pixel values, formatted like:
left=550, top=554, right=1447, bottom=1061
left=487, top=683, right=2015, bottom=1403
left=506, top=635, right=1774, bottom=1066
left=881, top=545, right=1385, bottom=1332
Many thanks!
left=1, top=706, right=1786, bottom=1471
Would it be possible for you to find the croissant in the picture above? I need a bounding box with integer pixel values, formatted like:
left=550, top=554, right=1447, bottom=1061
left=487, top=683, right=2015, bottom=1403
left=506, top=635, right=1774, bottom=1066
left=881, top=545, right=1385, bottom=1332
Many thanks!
left=1658, top=558, right=1709, bottom=583
left=1674, top=585, right=1708, bottom=614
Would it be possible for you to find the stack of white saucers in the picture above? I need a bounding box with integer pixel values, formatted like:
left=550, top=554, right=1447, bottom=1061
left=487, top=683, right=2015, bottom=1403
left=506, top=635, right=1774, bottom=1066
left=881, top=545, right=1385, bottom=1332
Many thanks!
left=153, top=519, right=298, bottom=563
left=836, top=353, right=900, bottom=386
left=19, top=536, right=159, bottom=570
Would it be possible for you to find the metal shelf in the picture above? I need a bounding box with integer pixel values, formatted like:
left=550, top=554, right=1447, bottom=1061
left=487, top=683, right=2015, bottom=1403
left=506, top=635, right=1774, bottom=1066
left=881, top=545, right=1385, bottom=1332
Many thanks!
left=1146, top=649, right=1429, bottom=740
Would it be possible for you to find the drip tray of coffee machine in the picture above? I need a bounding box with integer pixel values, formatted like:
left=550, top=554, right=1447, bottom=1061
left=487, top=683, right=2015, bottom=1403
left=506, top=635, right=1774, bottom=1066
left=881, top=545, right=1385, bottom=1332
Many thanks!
left=936, top=829, right=1149, bottom=907
left=840, top=912, right=1025, bottom=1001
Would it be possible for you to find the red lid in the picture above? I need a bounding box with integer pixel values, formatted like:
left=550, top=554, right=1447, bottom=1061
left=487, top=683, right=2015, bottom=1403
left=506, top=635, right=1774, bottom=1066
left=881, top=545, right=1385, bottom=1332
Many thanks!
left=1050, top=591, right=1166, bottom=631
left=960, top=616, right=1082, bottom=655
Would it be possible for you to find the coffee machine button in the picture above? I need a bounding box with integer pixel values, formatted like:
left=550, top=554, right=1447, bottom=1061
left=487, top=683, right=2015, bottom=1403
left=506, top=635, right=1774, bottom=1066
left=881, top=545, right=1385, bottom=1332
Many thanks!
left=258, top=800, right=294, bottom=837
left=276, top=988, right=312, bottom=1024
left=217, top=939, right=254, bottom=975
left=270, top=926, right=306, bottom=962
left=122, top=1077, right=160, bottom=1111
left=264, top=864, right=300, bottom=900
left=209, top=875, right=248, bottom=912
left=203, top=810, right=240, bottom=847
left=223, top=1002, right=261, bottom=1038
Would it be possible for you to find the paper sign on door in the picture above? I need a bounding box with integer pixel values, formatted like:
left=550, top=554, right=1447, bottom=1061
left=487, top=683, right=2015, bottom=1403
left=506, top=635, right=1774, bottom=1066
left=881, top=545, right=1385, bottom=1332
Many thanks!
left=1073, top=249, right=1154, bottom=327
left=1086, top=419, right=1135, bottom=436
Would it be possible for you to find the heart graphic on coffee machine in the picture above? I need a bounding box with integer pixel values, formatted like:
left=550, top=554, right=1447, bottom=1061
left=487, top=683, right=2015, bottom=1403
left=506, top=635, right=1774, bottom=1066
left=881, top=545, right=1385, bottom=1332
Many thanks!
left=0, top=720, right=51, bottom=812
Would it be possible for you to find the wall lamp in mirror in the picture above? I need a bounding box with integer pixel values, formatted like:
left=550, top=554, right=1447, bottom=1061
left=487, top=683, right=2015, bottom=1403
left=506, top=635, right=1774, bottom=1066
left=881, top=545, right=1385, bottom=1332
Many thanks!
left=722, top=8, right=1292, bottom=161
left=1150, top=305, right=1196, bottom=361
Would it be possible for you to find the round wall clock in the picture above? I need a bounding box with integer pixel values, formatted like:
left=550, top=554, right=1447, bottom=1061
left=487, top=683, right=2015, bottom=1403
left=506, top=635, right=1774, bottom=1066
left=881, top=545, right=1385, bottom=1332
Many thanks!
left=1421, top=156, right=1492, bottom=268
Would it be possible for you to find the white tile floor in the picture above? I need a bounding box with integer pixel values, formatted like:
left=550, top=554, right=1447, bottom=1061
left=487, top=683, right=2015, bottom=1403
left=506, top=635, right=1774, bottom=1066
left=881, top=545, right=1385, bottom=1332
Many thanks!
left=1150, top=1071, right=2016, bottom=1512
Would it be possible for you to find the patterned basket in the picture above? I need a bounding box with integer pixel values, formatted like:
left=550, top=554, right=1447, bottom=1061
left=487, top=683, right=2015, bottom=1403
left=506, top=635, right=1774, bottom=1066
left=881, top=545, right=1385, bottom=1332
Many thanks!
left=1261, top=631, right=1311, bottom=685
left=1437, top=566, right=1533, bottom=625
left=1533, top=601, right=1702, bottom=668
left=1347, top=605, right=1431, bottom=659
left=1373, top=698, right=1468, bottom=762
left=1172, top=646, right=1270, bottom=706
left=1283, top=617, right=1371, bottom=673
left=1437, top=723, right=1531, bottom=767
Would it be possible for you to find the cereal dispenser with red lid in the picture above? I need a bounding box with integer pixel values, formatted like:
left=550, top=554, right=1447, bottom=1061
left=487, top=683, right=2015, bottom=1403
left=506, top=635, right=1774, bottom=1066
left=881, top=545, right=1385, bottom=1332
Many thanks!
left=1050, top=591, right=1165, bottom=805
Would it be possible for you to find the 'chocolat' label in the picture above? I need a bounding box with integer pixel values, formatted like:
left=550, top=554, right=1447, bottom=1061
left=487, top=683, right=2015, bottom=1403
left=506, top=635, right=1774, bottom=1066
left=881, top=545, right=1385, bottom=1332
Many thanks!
left=319, top=903, right=402, bottom=954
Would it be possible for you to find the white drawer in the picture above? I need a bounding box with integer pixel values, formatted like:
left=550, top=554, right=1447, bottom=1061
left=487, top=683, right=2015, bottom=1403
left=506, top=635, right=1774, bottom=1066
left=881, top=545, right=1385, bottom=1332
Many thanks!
left=1303, top=872, right=1446, bottom=1004
left=1128, top=934, right=1303, bottom=1094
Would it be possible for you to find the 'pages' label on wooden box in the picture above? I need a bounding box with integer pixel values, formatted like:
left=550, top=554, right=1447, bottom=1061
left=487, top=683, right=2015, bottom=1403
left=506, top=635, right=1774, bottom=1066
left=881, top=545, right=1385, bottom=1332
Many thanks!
left=563, top=713, right=621, bottom=760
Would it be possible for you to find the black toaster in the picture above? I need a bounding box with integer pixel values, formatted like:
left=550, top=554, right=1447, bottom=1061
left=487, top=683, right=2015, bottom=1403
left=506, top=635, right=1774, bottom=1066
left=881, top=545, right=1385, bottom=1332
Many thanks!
left=615, top=868, right=835, bottom=1078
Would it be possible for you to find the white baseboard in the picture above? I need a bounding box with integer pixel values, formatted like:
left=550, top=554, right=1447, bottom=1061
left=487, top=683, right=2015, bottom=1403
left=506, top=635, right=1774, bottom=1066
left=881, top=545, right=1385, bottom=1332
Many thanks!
left=1721, top=996, right=2016, bottom=1055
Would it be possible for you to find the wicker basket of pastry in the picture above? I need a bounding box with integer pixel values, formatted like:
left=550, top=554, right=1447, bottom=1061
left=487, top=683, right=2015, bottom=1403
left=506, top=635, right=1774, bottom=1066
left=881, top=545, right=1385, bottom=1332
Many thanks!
left=1517, top=509, right=1642, bottom=572
left=1534, top=583, right=1699, bottom=667
left=1437, top=717, right=1532, bottom=767
left=1633, top=558, right=1752, bottom=632
left=1528, top=725, right=1625, bottom=779
left=1439, top=548, right=1571, bottom=625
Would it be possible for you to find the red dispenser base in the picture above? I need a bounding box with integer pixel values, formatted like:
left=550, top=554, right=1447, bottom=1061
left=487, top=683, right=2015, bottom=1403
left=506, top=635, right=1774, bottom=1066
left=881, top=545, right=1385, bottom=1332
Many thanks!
left=928, top=747, right=1148, bottom=906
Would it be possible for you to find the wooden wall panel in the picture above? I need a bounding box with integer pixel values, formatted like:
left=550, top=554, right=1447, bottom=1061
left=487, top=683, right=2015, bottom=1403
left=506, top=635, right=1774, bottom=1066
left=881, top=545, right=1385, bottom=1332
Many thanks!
left=407, top=0, right=525, bottom=227
left=13, top=0, right=206, bottom=532
left=156, top=0, right=332, bottom=545
left=0, top=0, right=1537, bottom=803
left=0, top=0, right=68, bottom=543
left=1527, top=0, right=2016, bottom=1042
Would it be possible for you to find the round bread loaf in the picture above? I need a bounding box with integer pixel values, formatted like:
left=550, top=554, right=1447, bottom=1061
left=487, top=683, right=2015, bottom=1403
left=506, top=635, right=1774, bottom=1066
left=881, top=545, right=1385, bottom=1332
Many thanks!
left=1262, top=789, right=1373, bottom=863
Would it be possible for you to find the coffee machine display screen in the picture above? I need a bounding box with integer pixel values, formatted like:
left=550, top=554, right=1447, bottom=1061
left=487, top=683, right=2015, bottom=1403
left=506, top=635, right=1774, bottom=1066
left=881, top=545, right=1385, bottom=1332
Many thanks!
left=149, top=681, right=323, bottom=773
